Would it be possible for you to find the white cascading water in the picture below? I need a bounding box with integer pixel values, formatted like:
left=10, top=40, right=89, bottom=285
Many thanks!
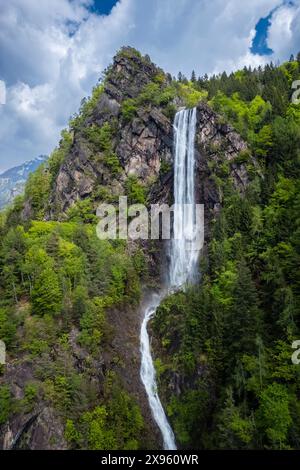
left=140, top=108, right=200, bottom=450
left=140, top=291, right=176, bottom=450
left=169, top=107, right=198, bottom=288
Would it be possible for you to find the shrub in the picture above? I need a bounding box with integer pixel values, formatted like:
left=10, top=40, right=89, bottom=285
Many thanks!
left=25, top=165, right=51, bottom=220
left=84, top=122, right=112, bottom=151
left=70, top=84, right=104, bottom=129
left=178, top=83, right=207, bottom=108
left=153, top=72, right=166, bottom=84
left=121, top=99, right=138, bottom=121
left=0, top=385, right=12, bottom=424
left=67, top=199, right=97, bottom=224
left=119, top=47, right=142, bottom=60
left=84, top=123, right=122, bottom=176
left=121, top=82, right=177, bottom=122
left=31, top=267, right=62, bottom=316
left=0, top=307, right=17, bottom=347
left=78, top=298, right=107, bottom=355
left=257, top=383, right=292, bottom=447
left=125, top=175, right=146, bottom=204
left=48, top=129, right=73, bottom=183
left=105, top=152, right=122, bottom=176
left=160, top=159, right=172, bottom=177
left=163, top=103, right=177, bottom=120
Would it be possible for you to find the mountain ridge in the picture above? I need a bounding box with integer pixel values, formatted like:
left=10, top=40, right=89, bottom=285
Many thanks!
left=0, top=156, right=47, bottom=210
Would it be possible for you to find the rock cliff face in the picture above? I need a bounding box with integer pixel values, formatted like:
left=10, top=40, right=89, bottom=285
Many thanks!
left=48, top=47, right=249, bottom=232
left=49, top=49, right=173, bottom=217
left=194, top=103, right=251, bottom=241
left=1, top=359, right=67, bottom=450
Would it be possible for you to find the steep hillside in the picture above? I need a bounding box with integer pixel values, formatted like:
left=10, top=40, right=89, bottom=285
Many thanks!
left=0, top=47, right=300, bottom=450
left=152, top=57, right=300, bottom=449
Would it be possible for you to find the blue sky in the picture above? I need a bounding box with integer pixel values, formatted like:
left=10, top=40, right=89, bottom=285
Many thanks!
left=0, top=0, right=299, bottom=171
left=89, top=0, right=119, bottom=15
left=251, top=13, right=274, bottom=55
left=250, top=1, right=295, bottom=56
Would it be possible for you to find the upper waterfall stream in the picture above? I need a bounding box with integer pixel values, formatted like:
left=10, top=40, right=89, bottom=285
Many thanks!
left=140, top=108, right=200, bottom=450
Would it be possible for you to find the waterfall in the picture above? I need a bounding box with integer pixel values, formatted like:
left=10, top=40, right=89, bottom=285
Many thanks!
left=140, top=108, right=200, bottom=450
left=170, top=107, right=198, bottom=287
left=140, top=292, right=176, bottom=450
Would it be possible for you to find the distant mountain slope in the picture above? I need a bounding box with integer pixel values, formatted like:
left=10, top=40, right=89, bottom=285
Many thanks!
left=0, top=156, right=47, bottom=209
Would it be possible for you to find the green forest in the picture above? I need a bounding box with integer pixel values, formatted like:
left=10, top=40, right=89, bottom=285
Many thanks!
left=0, top=48, right=300, bottom=450
left=154, top=54, right=300, bottom=449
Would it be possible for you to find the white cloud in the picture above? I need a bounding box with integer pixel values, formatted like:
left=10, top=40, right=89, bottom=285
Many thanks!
left=267, top=0, right=300, bottom=62
left=0, top=80, right=6, bottom=105
left=124, top=0, right=280, bottom=75
left=0, top=0, right=298, bottom=172
left=0, top=0, right=133, bottom=171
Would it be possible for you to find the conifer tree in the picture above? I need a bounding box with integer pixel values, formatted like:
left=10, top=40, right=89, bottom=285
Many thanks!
left=223, top=260, right=261, bottom=369
left=191, top=70, right=196, bottom=83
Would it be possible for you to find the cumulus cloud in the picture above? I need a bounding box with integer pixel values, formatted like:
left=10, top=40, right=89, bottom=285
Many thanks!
left=267, top=0, right=300, bottom=62
left=0, top=0, right=133, bottom=171
left=126, top=0, right=279, bottom=75
left=0, top=0, right=298, bottom=171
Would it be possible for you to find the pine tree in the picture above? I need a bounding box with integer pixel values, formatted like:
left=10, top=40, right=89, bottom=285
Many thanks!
left=217, top=387, right=254, bottom=448
left=32, top=267, right=62, bottom=316
left=191, top=70, right=196, bottom=83
left=257, top=383, right=292, bottom=448
left=223, top=260, right=262, bottom=370
left=181, top=74, right=188, bottom=84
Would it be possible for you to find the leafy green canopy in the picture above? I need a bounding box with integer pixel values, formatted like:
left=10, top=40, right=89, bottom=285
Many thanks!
left=153, top=57, right=300, bottom=449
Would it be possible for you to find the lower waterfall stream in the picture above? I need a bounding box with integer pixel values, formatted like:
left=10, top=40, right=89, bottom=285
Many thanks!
left=140, top=108, right=201, bottom=450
